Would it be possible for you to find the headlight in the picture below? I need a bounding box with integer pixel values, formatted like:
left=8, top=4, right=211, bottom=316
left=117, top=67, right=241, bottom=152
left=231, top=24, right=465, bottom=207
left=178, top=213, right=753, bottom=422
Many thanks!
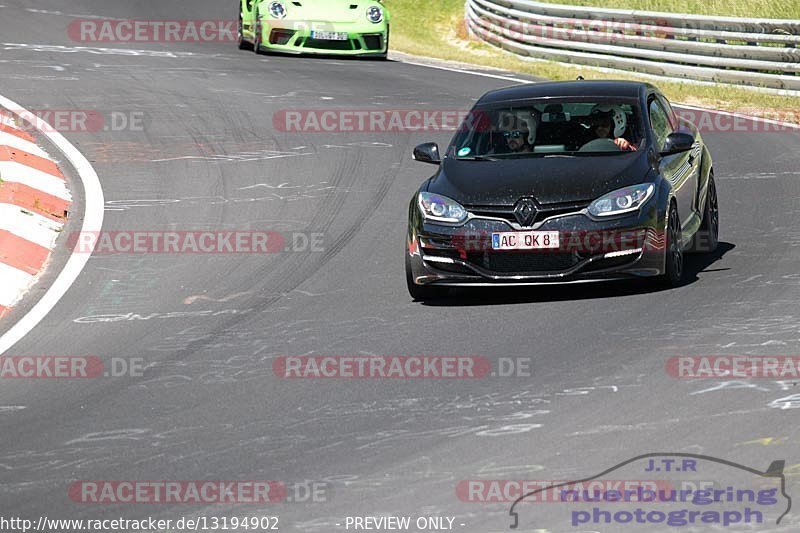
left=366, top=6, right=383, bottom=23
left=268, top=1, right=287, bottom=19
left=418, top=192, right=467, bottom=224
left=588, top=183, right=655, bottom=217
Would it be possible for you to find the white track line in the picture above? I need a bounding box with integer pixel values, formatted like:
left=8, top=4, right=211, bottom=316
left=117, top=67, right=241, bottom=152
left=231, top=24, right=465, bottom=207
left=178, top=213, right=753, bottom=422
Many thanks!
left=397, top=58, right=800, bottom=129
left=399, top=59, right=532, bottom=84
left=0, top=94, right=104, bottom=355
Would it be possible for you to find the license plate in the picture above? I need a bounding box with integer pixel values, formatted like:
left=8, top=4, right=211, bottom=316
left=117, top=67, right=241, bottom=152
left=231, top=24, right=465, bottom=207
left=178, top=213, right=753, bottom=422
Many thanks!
left=491, top=231, right=560, bottom=250
left=311, top=31, right=348, bottom=41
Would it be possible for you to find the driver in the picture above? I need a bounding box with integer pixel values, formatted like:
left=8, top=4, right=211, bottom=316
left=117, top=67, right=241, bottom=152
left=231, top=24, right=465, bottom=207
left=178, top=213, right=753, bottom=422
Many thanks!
left=590, top=105, right=637, bottom=151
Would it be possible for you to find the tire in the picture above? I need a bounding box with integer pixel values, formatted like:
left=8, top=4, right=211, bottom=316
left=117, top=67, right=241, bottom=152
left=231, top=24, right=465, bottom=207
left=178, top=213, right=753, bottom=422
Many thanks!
left=253, top=21, right=263, bottom=54
left=237, top=15, right=251, bottom=50
left=658, top=202, right=684, bottom=288
left=689, top=174, right=719, bottom=254
left=405, top=254, right=449, bottom=301
left=378, top=28, right=389, bottom=60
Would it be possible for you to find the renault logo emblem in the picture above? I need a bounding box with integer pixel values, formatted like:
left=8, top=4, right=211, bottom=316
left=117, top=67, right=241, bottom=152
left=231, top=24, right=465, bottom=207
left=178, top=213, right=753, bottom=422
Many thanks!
left=513, top=198, right=538, bottom=226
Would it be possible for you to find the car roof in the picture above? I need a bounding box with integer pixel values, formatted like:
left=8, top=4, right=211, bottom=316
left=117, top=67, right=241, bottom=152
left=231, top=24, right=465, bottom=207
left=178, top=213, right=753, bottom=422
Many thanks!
left=476, top=80, right=655, bottom=105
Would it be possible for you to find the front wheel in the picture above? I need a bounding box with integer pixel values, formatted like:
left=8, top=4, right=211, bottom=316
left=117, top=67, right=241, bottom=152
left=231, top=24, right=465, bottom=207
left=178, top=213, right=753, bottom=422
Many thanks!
left=253, top=21, right=263, bottom=54
left=377, top=28, right=390, bottom=60
left=237, top=15, right=251, bottom=50
left=658, top=203, right=684, bottom=288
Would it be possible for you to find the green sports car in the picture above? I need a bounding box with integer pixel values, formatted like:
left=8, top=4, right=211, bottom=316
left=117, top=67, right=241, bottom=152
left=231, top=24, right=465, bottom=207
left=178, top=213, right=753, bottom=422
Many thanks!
left=237, top=0, right=389, bottom=58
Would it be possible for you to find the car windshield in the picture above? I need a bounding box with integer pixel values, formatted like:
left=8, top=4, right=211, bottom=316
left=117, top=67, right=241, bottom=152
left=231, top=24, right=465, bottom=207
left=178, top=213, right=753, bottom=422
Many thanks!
left=450, top=98, right=645, bottom=158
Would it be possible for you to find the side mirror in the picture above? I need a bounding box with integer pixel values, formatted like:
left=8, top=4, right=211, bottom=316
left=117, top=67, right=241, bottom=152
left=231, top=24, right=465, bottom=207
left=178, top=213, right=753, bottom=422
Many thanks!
left=412, top=142, right=441, bottom=165
left=660, top=132, right=695, bottom=156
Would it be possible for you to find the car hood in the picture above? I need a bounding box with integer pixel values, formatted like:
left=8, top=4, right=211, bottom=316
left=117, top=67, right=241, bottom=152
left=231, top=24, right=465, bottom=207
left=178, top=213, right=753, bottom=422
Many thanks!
left=427, top=151, right=652, bottom=206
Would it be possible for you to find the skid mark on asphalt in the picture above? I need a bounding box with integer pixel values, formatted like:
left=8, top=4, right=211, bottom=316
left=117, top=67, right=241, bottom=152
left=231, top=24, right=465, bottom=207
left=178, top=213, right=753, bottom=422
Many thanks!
left=72, top=308, right=254, bottom=323
left=770, top=394, right=800, bottom=409
left=151, top=149, right=311, bottom=163
left=238, top=181, right=332, bottom=191
left=103, top=191, right=337, bottom=209
left=725, top=171, right=800, bottom=180
left=207, top=88, right=305, bottom=99
left=2, top=43, right=221, bottom=58
left=1, top=74, right=80, bottom=81
left=23, top=8, right=126, bottom=20
left=132, top=140, right=405, bottom=369
left=64, top=428, right=150, bottom=445
left=82, top=140, right=388, bottom=164
left=183, top=291, right=252, bottom=305
left=142, top=313, right=400, bottom=355
left=677, top=378, right=800, bottom=412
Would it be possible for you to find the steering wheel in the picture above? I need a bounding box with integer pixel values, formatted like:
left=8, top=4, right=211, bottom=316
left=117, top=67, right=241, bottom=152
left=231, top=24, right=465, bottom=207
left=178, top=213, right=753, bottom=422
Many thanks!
left=578, top=138, right=621, bottom=152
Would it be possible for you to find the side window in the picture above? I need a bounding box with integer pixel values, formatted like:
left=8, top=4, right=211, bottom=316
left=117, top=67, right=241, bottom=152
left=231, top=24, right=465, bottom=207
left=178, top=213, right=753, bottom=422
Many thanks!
left=657, top=95, right=679, bottom=130
left=649, top=97, right=673, bottom=152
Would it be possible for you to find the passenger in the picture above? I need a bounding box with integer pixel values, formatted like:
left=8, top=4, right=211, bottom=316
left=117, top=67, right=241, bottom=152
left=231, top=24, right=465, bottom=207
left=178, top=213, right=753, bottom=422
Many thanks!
left=496, top=110, right=540, bottom=154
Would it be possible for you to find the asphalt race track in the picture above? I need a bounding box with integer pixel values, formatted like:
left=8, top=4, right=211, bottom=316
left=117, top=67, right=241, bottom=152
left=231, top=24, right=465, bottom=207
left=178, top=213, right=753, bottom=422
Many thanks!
left=1, top=1, right=800, bottom=531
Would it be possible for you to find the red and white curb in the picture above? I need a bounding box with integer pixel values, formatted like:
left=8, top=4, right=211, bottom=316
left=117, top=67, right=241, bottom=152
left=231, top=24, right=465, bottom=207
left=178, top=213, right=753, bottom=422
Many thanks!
left=0, top=114, right=72, bottom=319
left=0, top=95, right=104, bottom=355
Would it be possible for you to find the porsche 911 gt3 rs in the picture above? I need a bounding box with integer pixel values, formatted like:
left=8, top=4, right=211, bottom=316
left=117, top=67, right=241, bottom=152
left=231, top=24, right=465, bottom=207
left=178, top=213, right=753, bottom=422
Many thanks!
left=237, top=0, right=389, bottom=58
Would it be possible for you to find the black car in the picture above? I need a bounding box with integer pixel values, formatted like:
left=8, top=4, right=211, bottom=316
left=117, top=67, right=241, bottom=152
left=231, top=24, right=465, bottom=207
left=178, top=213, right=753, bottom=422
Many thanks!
left=405, top=81, right=719, bottom=300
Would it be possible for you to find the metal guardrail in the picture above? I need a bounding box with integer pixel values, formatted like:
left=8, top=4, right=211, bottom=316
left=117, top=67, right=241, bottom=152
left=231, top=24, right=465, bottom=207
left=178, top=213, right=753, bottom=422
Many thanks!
left=466, top=0, right=800, bottom=90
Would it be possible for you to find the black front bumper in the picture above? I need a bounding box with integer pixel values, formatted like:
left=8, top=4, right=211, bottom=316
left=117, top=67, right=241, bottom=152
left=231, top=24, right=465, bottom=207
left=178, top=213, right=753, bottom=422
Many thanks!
left=407, top=200, right=667, bottom=286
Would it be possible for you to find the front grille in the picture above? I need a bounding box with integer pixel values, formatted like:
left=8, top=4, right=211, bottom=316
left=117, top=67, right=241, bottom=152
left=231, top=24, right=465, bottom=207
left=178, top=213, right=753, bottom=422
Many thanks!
left=302, top=38, right=353, bottom=51
left=269, top=29, right=296, bottom=45
left=467, top=201, right=589, bottom=226
left=467, top=251, right=577, bottom=273
left=362, top=34, right=383, bottom=50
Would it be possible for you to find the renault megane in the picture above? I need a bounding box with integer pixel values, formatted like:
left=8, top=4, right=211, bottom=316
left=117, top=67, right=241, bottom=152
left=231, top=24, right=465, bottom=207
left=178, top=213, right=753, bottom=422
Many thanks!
left=405, top=81, right=719, bottom=300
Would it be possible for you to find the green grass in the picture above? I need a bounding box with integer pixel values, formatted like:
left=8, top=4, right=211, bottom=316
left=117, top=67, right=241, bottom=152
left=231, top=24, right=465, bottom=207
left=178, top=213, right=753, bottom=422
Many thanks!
left=535, top=0, right=800, bottom=19
left=385, top=0, right=800, bottom=116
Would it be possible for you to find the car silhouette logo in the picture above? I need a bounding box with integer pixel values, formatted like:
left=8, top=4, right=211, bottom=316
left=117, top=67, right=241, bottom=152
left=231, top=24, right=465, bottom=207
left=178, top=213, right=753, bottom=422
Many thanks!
left=508, top=452, right=792, bottom=529
left=513, top=198, right=538, bottom=226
